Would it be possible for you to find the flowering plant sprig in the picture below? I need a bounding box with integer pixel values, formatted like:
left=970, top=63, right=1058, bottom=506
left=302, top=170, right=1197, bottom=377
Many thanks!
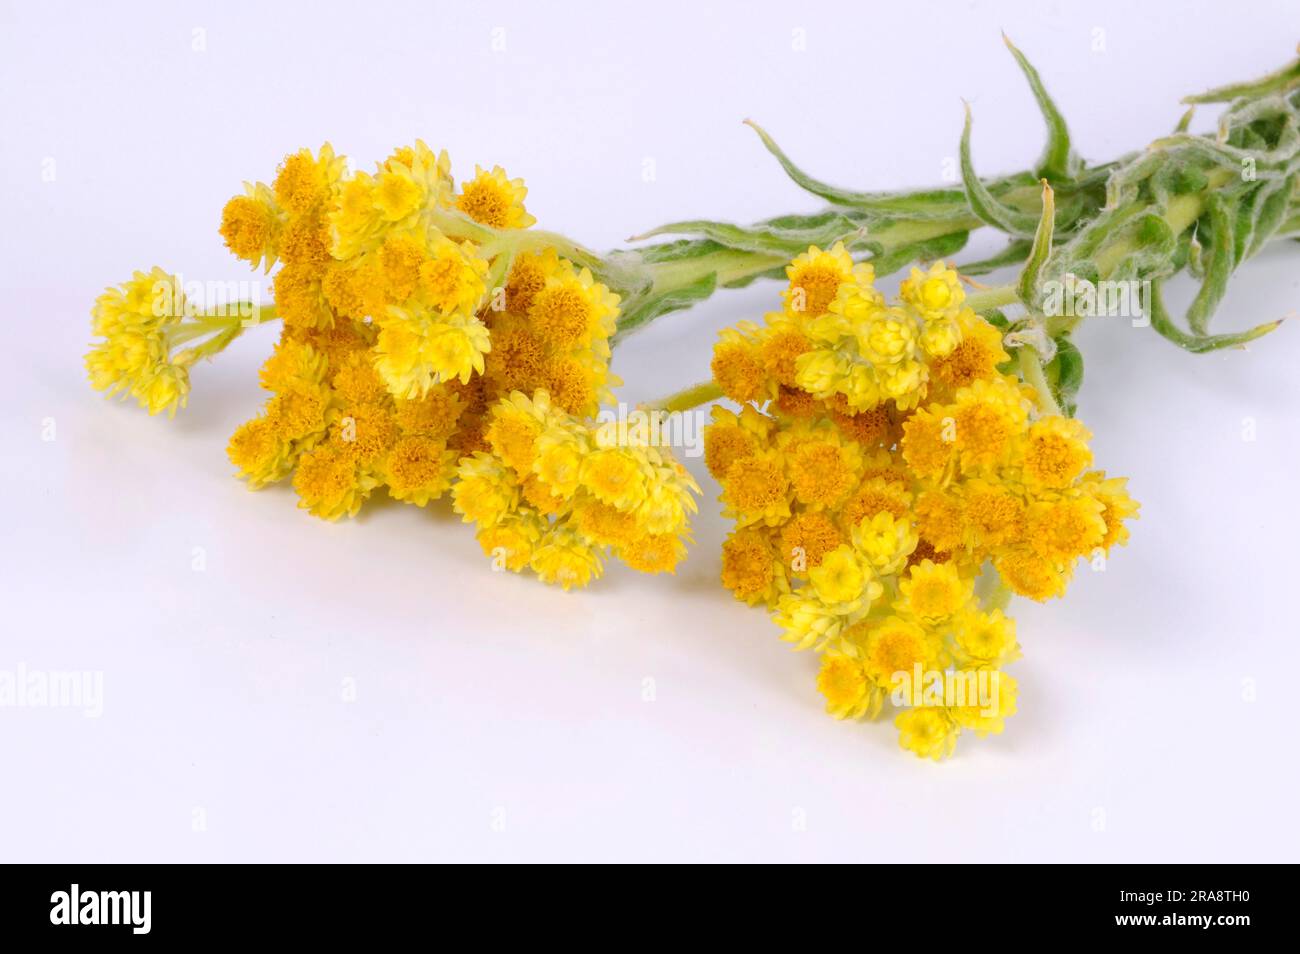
left=83, top=42, right=1299, bottom=761
left=628, top=43, right=1299, bottom=759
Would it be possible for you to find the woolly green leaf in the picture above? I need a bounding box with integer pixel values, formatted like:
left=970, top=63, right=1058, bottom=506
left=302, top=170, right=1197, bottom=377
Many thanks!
left=870, top=230, right=970, bottom=277
left=1148, top=278, right=1284, bottom=353
left=1046, top=336, right=1084, bottom=417
left=744, top=120, right=980, bottom=216
left=960, top=104, right=1041, bottom=237
left=1187, top=194, right=1235, bottom=335
left=1182, top=57, right=1300, bottom=104
left=629, top=211, right=867, bottom=256
left=1237, top=176, right=1294, bottom=262
left=1017, top=180, right=1056, bottom=306
left=612, top=271, right=718, bottom=343
left=1003, top=35, right=1081, bottom=182
left=628, top=238, right=727, bottom=266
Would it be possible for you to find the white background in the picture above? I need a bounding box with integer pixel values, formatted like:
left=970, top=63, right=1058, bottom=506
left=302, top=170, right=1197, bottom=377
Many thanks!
left=2, top=0, right=1299, bottom=862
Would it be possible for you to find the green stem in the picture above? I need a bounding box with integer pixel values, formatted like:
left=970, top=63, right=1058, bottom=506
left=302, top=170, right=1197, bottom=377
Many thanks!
left=438, top=207, right=605, bottom=274
left=648, top=380, right=723, bottom=413
left=966, top=284, right=1019, bottom=313
left=168, top=303, right=276, bottom=365
left=1017, top=347, right=1063, bottom=417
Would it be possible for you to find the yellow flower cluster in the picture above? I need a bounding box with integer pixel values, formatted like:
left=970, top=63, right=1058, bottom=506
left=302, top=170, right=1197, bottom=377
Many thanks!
left=221, top=140, right=618, bottom=407
left=216, top=142, right=630, bottom=527
left=227, top=320, right=471, bottom=519
left=711, top=246, right=972, bottom=414
left=453, top=391, right=700, bottom=588
left=85, top=268, right=197, bottom=416
left=706, top=246, right=1138, bottom=758
left=92, top=141, right=699, bottom=589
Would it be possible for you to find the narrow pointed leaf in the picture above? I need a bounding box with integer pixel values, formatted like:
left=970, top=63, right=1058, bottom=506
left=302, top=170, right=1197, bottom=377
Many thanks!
left=1148, top=278, right=1284, bottom=353
left=744, top=120, right=999, bottom=216
left=629, top=212, right=866, bottom=256
left=869, top=230, right=970, bottom=277
left=1017, top=180, right=1056, bottom=306
left=960, top=104, right=1041, bottom=237
left=1003, top=34, right=1080, bottom=182
left=743, top=119, right=896, bottom=208
left=1186, top=194, right=1235, bottom=335
left=1182, top=57, right=1300, bottom=104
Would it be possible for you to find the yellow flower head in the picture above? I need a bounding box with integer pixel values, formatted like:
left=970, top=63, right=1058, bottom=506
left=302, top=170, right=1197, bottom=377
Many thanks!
left=485, top=389, right=553, bottom=473
left=897, top=559, right=973, bottom=622
left=712, top=322, right=770, bottom=405
left=220, top=182, right=283, bottom=272
left=856, top=306, right=918, bottom=366
left=528, top=265, right=619, bottom=352
left=373, top=311, right=491, bottom=396
left=780, top=423, right=863, bottom=510
left=417, top=238, right=489, bottom=316
left=808, top=544, right=872, bottom=607
left=621, top=532, right=689, bottom=575
left=581, top=448, right=648, bottom=511
left=779, top=510, right=845, bottom=576
left=953, top=609, right=1019, bottom=668
left=775, top=590, right=857, bottom=651
left=1026, top=492, right=1107, bottom=564
left=273, top=144, right=345, bottom=215
left=950, top=671, right=1018, bottom=737
left=863, top=616, right=941, bottom=685
left=783, top=242, right=856, bottom=319
left=374, top=166, right=424, bottom=222
left=956, top=478, right=1026, bottom=554
left=385, top=435, right=456, bottom=506
left=840, top=476, right=912, bottom=532
left=852, top=511, right=918, bottom=574
left=292, top=443, right=380, bottom=521
left=927, top=308, right=1009, bottom=394
left=1080, top=471, right=1140, bottom=552
left=530, top=528, right=602, bottom=590
left=1020, top=416, right=1093, bottom=489
left=995, top=546, right=1072, bottom=602
left=900, top=262, right=965, bottom=322
left=478, top=512, right=544, bottom=573
left=817, top=653, right=879, bottom=719
left=453, top=452, right=520, bottom=526
left=228, top=416, right=292, bottom=488
left=720, top=450, right=791, bottom=527
left=703, top=404, right=766, bottom=481
left=895, top=706, right=959, bottom=760
left=721, top=528, right=785, bottom=606
left=456, top=164, right=536, bottom=230
left=900, top=405, right=957, bottom=480
left=950, top=377, right=1029, bottom=473
left=759, top=318, right=812, bottom=388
